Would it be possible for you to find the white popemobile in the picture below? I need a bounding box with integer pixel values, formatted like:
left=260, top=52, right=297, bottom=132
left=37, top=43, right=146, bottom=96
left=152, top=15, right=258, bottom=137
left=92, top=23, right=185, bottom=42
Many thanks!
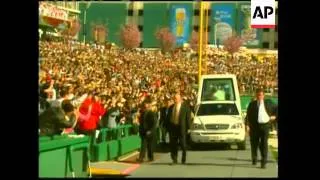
left=190, top=74, right=246, bottom=150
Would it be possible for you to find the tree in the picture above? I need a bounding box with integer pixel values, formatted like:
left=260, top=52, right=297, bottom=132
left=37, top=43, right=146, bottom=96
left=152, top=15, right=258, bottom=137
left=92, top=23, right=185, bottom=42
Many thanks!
left=189, top=30, right=207, bottom=51
left=60, top=19, right=81, bottom=44
left=91, top=22, right=108, bottom=44
left=155, top=27, right=176, bottom=54
left=120, top=24, right=141, bottom=49
left=223, top=35, right=244, bottom=62
left=68, top=19, right=81, bottom=38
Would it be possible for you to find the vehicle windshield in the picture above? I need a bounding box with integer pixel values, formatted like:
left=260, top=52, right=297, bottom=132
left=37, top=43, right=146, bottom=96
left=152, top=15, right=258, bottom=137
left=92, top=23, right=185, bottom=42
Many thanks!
left=201, top=78, right=236, bottom=101
left=196, top=103, right=239, bottom=116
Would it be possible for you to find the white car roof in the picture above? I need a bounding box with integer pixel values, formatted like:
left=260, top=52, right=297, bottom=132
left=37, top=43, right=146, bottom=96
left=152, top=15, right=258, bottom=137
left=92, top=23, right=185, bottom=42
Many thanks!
left=198, top=101, right=236, bottom=105
left=200, top=74, right=237, bottom=79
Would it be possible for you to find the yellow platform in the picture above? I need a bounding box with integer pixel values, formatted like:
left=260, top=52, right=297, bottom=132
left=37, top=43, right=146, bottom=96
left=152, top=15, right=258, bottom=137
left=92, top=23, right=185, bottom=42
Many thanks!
left=87, top=161, right=140, bottom=176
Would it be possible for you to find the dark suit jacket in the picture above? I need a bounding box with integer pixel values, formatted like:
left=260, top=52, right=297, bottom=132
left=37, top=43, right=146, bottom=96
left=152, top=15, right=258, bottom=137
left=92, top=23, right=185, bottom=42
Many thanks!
left=166, top=102, right=192, bottom=136
left=245, top=99, right=276, bottom=131
left=159, top=106, right=169, bottom=127
left=39, top=107, right=75, bottom=136
left=139, top=110, right=157, bottom=137
left=275, top=105, right=278, bottom=122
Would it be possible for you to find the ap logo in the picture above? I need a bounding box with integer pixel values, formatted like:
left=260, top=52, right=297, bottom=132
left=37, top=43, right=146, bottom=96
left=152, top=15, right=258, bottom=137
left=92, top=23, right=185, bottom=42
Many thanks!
left=251, top=0, right=276, bottom=28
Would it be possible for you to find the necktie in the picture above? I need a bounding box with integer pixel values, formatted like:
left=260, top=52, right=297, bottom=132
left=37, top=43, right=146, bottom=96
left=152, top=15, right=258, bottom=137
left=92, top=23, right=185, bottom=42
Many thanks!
left=171, top=106, right=175, bottom=124
left=172, top=104, right=179, bottom=125
left=175, top=104, right=179, bottom=124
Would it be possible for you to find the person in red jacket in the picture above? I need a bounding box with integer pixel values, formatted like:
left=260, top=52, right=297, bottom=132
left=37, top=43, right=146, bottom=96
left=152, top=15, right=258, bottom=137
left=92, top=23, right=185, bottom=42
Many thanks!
left=76, top=92, right=106, bottom=151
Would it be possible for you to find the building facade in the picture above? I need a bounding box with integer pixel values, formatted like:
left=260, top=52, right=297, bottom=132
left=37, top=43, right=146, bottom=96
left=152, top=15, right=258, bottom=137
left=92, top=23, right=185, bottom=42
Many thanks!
left=78, top=1, right=277, bottom=49
left=39, top=1, right=80, bottom=39
left=46, top=1, right=80, bottom=19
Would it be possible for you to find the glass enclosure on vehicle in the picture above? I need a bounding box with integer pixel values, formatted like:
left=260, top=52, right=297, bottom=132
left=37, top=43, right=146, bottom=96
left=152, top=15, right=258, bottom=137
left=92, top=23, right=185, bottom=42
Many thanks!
left=201, top=78, right=236, bottom=101
left=196, top=103, right=240, bottom=116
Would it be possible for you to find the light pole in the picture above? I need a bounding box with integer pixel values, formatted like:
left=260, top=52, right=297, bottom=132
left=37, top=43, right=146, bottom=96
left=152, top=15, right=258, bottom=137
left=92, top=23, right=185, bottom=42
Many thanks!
left=83, top=2, right=91, bottom=44
left=204, top=3, right=209, bottom=74
left=214, top=23, right=217, bottom=46
left=83, top=9, right=87, bottom=44
left=198, top=1, right=204, bottom=84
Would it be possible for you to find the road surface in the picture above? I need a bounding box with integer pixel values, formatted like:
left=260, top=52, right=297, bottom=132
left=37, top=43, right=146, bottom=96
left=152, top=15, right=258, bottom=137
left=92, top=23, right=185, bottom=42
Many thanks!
left=127, top=139, right=277, bottom=178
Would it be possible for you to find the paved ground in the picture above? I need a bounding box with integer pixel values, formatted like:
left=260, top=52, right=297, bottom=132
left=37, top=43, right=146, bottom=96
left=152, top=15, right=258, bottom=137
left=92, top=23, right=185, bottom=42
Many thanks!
left=89, top=133, right=278, bottom=178
left=269, top=130, right=278, bottom=148
left=127, top=138, right=278, bottom=178
left=268, top=130, right=278, bottom=161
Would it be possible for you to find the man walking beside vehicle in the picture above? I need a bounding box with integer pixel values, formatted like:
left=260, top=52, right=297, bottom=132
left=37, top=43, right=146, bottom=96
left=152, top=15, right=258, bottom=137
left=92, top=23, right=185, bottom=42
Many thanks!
left=245, top=88, right=276, bottom=169
left=137, top=97, right=158, bottom=163
left=166, top=92, right=191, bottom=165
left=159, top=99, right=172, bottom=147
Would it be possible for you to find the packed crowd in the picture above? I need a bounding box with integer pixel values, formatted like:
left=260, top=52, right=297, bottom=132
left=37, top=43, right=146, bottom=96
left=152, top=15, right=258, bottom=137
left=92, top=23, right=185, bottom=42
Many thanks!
left=39, top=40, right=277, bottom=136
left=206, top=51, right=278, bottom=95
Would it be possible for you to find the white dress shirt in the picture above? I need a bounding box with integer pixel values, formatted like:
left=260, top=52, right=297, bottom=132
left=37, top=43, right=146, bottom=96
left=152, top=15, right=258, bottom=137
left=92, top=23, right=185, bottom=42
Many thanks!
left=258, top=100, right=270, bottom=124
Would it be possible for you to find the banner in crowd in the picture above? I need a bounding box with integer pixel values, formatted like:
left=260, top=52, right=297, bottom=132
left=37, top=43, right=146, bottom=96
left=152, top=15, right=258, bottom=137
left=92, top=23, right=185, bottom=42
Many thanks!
left=39, top=2, right=69, bottom=28
left=211, top=3, right=236, bottom=45
left=238, top=3, right=262, bottom=48
left=169, top=5, right=191, bottom=46
left=39, top=2, right=69, bottom=21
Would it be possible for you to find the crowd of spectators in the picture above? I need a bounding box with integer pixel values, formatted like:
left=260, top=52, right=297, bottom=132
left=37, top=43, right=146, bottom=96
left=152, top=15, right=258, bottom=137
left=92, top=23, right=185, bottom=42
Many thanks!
left=39, top=40, right=277, bottom=136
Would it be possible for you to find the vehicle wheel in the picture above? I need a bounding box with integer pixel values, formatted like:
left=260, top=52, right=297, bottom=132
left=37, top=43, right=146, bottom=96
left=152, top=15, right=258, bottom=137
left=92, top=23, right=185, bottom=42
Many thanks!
left=237, top=141, right=246, bottom=150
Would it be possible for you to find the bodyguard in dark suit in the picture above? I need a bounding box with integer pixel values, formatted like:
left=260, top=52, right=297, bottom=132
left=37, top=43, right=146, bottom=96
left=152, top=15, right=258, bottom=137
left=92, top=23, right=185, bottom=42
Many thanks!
left=159, top=99, right=173, bottom=145
left=137, top=98, right=158, bottom=163
left=165, top=93, right=191, bottom=165
left=245, top=88, right=276, bottom=169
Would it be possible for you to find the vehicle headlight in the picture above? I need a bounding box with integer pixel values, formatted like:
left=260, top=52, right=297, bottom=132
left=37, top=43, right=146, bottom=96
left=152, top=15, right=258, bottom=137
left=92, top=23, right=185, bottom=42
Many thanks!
left=193, top=123, right=203, bottom=130
left=231, top=123, right=243, bottom=129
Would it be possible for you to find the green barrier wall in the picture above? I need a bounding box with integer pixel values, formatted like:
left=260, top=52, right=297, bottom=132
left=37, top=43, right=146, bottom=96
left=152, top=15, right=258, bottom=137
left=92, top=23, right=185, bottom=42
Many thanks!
left=39, top=126, right=142, bottom=177
left=67, top=143, right=91, bottom=177
left=240, top=95, right=278, bottom=111
left=92, top=125, right=141, bottom=162
left=120, top=135, right=141, bottom=155
left=108, top=140, right=120, bottom=160
left=39, top=147, right=67, bottom=177
left=39, top=136, right=90, bottom=178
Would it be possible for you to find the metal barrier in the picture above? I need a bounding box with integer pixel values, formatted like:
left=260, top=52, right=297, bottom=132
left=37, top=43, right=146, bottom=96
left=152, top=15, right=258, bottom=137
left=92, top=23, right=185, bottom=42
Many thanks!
left=68, top=143, right=92, bottom=178
left=92, top=125, right=141, bottom=162
left=39, top=135, right=90, bottom=178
